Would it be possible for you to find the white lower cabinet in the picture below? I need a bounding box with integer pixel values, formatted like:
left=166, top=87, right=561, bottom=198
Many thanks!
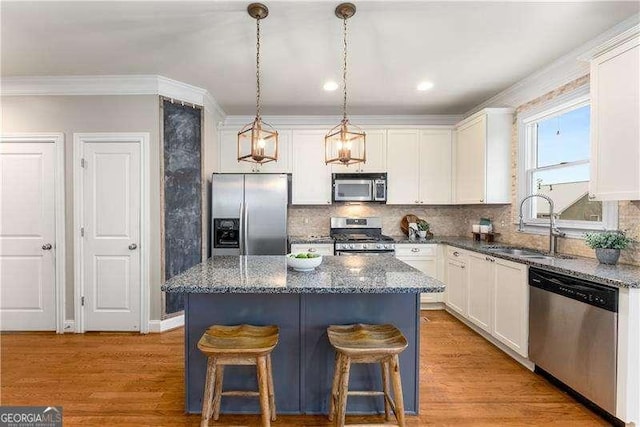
left=467, top=252, right=494, bottom=333
left=290, top=243, right=334, bottom=256
left=445, top=250, right=468, bottom=316
left=395, top=244, right=440, bottom=304
left=493, top=258, right=528, bottom=357
left=445, top=246, right=529, bottom=358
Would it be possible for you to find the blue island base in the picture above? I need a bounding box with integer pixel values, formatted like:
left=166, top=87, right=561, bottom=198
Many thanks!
left=184, top=292, right=421, bottom=415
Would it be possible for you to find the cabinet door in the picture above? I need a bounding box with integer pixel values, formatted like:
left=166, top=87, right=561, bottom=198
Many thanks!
left=493, top=259, right=528, bottom=357
left=419, top=129, right=452, bottom=204
left=467, top=252, right=494, bottom=333
left=386, top=130, right=420, bottom=204
left=256, top=130, right=291, bottom=173
left=291, top=131, right=332, bottom=205
left=455, top=116, right=486, bottom=204
left=218, top=130, right=253, bottom=173
left=445, top=258, right=467, bottom=316
left=290, top=243, right=334, bottom=256
left=331, top=129, right=386, bottom=174
left=590, top=38, right=640, bottom=200
left=397, top=255, right=440, bottom=304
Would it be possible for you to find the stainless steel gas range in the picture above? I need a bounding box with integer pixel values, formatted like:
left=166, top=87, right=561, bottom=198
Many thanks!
left=330, top=217, right=395, bottom=256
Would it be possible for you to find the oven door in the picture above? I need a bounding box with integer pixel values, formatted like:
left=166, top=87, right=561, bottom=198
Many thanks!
left=334, top=179, right=373, bottom=202
left=336, top=250, right=395, bottom=256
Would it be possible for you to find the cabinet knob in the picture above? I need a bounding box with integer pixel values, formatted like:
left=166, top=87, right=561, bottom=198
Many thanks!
left=42, top=243, right=52, bottom=250
left=415, top=200, right=419, bottom=204
left=588, top=194, right=596, bottom=200
left=411, top=248, right=420, bottom=253
left=308, top=248, right=317, bottom=253
left=453, top=251, right=460, bottom=257
left=129, top=243, right=138, bottom=250
left=461, top=265, right=466, bottom=269
left=485, top=256, right=495, bottom=262
left=479, top=199, right=484, bottom=203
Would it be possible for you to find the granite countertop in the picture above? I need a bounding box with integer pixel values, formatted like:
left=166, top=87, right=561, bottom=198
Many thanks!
left=289, top=236, right=334, bottom=244
left=162, top=255, right=445, bottom=294
left=435, top=236, right=639, bottom=289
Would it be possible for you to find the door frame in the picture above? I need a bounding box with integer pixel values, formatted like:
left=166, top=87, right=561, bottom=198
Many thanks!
left=0, top=133, right=66, bottom=333
left=73, top=133, right=150, bottom=333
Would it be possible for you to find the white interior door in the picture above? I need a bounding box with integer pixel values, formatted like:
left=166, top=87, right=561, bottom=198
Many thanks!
left=0, top=142, right=56, bottom=330
left=81, top=141, right=141, bottom=331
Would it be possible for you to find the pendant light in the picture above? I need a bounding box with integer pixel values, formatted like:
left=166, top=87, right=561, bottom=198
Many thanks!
left=238, top=3, right=278, bottom=165
left=325, top=2, right=365, bottom=166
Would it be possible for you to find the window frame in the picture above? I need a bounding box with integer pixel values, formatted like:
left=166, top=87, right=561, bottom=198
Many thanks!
left=517, top=86, right=617, bottom=238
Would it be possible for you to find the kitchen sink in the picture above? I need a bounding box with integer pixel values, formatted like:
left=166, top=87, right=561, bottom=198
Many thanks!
left=486, top=247, right=546, bottom=257
left=486, top=247, right=576, bottom=261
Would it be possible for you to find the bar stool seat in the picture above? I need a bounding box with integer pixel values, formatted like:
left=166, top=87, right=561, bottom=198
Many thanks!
left=198, top=324, right=279, bottom=427
left=327, top=323, right=408, bottom=427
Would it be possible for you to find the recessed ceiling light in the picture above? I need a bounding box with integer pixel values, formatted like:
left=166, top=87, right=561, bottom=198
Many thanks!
left=323, top=81, right=339, bottom=91
left=417, top=81, right=434, bottom=91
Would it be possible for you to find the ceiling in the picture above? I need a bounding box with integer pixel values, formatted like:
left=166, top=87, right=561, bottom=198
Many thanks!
left=2, top=1, right=638, bottom=115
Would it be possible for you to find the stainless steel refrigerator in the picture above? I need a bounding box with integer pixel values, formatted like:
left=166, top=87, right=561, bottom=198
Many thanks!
left=211, top=174, right=289, bottom=256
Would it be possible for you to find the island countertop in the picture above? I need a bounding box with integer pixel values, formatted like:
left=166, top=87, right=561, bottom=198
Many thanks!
left=161, top=255, right=445, bottom=294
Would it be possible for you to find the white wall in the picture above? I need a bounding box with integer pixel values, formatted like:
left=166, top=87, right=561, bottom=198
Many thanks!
left=2, top=95, right=164, bottom=321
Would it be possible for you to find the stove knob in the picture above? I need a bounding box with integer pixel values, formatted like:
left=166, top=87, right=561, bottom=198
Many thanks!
left=386, top=244, right=393, bottom=250
left=363, top=244, right=369, bottom=249
left=349, top=244, right=355, bottom=249
left=376, top=244, right=383, bottom=249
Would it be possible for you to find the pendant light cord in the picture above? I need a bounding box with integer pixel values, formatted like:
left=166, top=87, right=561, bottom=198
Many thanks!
left=256, top=16, right=261, bottom=119
left=342, top=16, right=348, bottom=122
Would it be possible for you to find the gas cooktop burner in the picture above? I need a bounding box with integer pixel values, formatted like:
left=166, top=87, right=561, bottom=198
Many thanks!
left=333, top=233, right=395, bottom=243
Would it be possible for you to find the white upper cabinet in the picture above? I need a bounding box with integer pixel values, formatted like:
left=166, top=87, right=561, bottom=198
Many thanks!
left=332, top=129, right=386, bottom=174
left=387, top=128, right=453, bottom=204
left=419, top=129, right=453, bottom=204
left=291, top=130, right=332, bottom=205
left=387, top=129, right=420, bottom=204
left=454, top=108, right=512, bottom=204
left=218, top=129, right=292, bottom=174
left=590, top=31, right=640, bottom=201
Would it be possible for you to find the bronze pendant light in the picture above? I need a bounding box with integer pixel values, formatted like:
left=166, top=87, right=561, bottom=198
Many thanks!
left=325, top=2, right=366, bottom=166
left=238, top=3, right=279, bottom=164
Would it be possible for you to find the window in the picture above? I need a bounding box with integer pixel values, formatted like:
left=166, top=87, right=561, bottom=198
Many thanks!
left=519, top=92, right=617, bottom=236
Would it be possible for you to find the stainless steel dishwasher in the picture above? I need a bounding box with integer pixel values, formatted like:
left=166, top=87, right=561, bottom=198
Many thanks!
left=529, top=267, right=618, bottom=416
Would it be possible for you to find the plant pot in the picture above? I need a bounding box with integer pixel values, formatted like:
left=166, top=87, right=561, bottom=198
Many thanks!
left=418, top=230, right=427, bottom=239
left=595, top=248, right=621, bottom=265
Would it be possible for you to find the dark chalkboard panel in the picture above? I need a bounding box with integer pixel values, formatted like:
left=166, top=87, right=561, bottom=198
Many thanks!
left=162, top=100, right=202, bottom=315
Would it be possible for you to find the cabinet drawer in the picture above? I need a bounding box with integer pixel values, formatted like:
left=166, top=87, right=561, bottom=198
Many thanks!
left=290, top=243, right=334, bottom=256
left=446, top=246, right=467, bottom=260
left=395, top=244, right=437, bottom=257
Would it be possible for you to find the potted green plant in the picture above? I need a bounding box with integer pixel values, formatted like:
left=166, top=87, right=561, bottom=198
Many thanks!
left=417, top=220, right=430, bottom=239
left=584, top=231, right=633, bottom=265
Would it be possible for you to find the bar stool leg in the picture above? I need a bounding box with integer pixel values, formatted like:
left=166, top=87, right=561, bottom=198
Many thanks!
left=390, top=354, right=406, bottom=427
left=335, top=355, right=351, bottom=427
left=201, top=357, right=217, bottom=427
left=380, top=359, right=391, bottom=421
left=256, top=355, right=271, bottom=427
left=212, top=365, right=224, bottom=421
left=328, top=352, right=342, bottom=421
left=266, top=354, right=276, bottom=421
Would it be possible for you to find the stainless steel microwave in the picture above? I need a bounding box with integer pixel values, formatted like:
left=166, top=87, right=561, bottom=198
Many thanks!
left=332, top=173, right=387, bottom=203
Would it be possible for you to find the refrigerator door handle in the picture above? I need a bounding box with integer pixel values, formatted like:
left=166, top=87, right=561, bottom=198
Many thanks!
left=244, top=202, right=249, bottom=255
left=239, top=202, right=245, bottom=255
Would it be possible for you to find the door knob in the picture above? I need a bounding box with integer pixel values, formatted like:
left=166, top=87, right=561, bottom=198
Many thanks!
left=128, top=243, right=138, bottom=250
left=42, top=243, right=52, bottom=250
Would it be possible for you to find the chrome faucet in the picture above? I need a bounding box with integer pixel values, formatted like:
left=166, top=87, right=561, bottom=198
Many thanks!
left=518, top=194, right=566, bottom=256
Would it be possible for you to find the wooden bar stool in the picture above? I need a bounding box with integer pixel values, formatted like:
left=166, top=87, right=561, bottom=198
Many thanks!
left=197, top=324, right=279, bottom=427
left=327, top=323, right=408, bottom=427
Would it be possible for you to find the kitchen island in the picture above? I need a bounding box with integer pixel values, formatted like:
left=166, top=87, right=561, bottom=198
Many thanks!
left=162, top=255, right=444, bottom=415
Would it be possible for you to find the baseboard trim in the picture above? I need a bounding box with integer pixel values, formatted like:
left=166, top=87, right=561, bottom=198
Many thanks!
left=149, top=314, right=184, bottom=333
left=445, top=307, right=535, bottom=371
left=420, top=302, right=445, bottom=310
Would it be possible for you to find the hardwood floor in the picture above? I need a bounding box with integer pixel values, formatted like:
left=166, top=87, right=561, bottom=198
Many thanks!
left=1, top=310, right=610, bottom=426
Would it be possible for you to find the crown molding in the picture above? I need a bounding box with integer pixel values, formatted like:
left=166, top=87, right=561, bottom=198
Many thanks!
left=222, top=114, right=462, bottom=128
left=465, top=13, right=640, bottom=118
left=1, top=75, right=226, bottom=119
